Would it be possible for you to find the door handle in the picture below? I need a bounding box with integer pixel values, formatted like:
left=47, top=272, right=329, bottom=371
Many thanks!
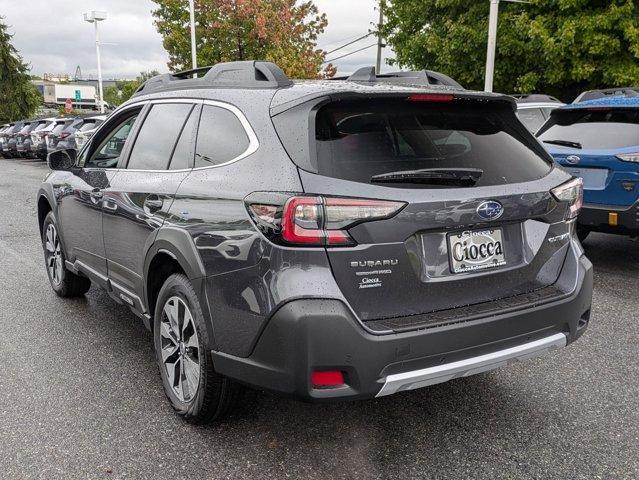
left=144, top=195, right=163, bottom=212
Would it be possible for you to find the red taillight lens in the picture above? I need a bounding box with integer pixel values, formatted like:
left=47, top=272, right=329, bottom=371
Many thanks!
left=248, top=195, right=405, bottom=247
left=407, top=93, right=454, bottom=102
left=59, top=132, right=69, bottom=139
left=311, top=370, right=345, bottom=388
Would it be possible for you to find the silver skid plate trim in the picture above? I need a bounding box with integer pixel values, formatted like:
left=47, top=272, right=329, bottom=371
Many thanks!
left=375, top=333, right=567, bottom=397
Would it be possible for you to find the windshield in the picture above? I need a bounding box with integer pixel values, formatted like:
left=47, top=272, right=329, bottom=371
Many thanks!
left=538, top=108, right=639, bottom=149
left=314, top=99, right=552, bottom=188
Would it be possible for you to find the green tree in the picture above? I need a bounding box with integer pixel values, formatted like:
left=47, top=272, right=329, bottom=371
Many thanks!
left=104, top=70, right=161, bottom=106
left=152, top=0, right=335, bottom=79
left=0, top=17, right=40, bottom=123
left=381, top=0, right=639, bottom=100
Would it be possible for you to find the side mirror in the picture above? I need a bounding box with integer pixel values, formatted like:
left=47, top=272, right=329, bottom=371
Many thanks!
left=47, top=149, right=77, bottom=171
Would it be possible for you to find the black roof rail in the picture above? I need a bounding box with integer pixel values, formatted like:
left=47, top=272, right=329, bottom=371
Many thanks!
left=328, top=67, right=463, bottom=88
left=133, top=60, right=293, bottom=97
left=511, top=94, right=562, bottom=104
left=574, top=87, right=639, bottom=103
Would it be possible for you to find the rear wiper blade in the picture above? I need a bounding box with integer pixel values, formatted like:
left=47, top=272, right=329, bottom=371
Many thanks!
left=542, top=139, right=582, bottom=149
left=371, top=168, right=483, bottom=187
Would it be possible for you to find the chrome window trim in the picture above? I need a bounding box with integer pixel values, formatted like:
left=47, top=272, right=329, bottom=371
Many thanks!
left=95, top=97, right=259, bottom=173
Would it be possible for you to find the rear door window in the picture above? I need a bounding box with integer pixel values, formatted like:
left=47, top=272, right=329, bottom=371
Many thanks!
left=537, top=108, right=639, bottom=149
left=314, top=99, right=552, bottom=188
left=194, top=105, right=250, bottom=168
left=127, top=103, right=193, bottom=170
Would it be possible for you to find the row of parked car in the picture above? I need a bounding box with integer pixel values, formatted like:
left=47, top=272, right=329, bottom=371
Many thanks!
left=0, top=115, right=106, bottom=160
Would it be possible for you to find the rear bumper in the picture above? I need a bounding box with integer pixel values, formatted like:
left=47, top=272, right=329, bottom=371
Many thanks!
left=579, top=201, right=639, bottom=234
left=212, top=250, right=593, bottom=401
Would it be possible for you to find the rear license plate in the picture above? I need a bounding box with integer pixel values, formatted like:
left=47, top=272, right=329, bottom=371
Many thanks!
left=563, top=167, right=608, bottom=190
left=448, top=228, right=506, bottom=274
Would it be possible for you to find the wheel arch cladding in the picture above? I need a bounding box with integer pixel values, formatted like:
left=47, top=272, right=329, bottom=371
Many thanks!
left=37, top=194, right=53, bottom=237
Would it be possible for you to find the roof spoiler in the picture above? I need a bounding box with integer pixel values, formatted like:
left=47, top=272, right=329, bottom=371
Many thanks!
left=574, top=87, right=639, bottom=103
left=133, top=61, right=293, bottom=97
left=329, top=66, right=463, bottom=89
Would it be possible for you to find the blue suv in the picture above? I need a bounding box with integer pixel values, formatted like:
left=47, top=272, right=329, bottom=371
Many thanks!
left=538, top=95, right=639, bottom=241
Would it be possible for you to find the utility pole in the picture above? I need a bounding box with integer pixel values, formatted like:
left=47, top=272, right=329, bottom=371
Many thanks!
left=189, top=0, right=197, bottom=73
left=376, top=0, right=385, bottom=74
left=484, top=0, right=529, bottom=92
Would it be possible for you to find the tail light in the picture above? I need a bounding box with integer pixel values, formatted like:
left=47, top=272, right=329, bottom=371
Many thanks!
left=407, top=93, right=454, bottom=102
left=551, top=177, right=583, bottom=220
left=616, top=153, right=639, bottom=163
left=247, top=194, right=405, bottom=247
left=59, top=131, right=70, bottom=139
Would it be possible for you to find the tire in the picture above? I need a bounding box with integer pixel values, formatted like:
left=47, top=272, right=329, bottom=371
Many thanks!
left=153, top=273, right=241, bottom=424
left=42, top=212, right=91, bottom=297
left=577, top=226, right=590, bottom=243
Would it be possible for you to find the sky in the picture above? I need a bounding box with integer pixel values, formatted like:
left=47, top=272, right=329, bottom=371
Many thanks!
left=0, top=0, right=394, bottom=80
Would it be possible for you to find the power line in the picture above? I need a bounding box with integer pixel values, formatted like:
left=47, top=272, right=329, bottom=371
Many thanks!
left=319, top=32, right=371, bottom=50
left=324, top=42, right=378, bottom=64
left=324, top=32, right=374, bottom=55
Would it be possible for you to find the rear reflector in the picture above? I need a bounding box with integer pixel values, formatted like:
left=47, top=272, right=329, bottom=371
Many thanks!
left=609, top=212, right=618, bottom=226
left=311, top=370, right=345, bottom=388
left=407, top=94, right=454, bottom=102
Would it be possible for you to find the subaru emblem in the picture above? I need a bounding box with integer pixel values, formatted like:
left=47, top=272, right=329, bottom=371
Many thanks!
left=566, top=155, right=581, bottom=165
left=477, top=200, right=503, bottom=220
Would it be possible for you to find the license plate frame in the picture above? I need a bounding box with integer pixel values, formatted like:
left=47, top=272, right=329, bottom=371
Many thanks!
left=447, top=228, right=507, bottom=274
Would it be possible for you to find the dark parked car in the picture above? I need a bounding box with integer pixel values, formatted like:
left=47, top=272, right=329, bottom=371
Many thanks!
left=3, top=120, right=25, bottom=157
left=37, top=61, right=593, bottom=424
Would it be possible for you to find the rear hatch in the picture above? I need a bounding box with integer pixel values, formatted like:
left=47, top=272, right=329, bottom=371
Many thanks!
left=271, top=93, right=573, bottom=328
left=538, top=106, right=639, bottom=207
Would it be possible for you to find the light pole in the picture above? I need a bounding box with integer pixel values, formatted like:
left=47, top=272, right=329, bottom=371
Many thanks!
left=484, top=0, right=529, bottom=92
left=376, top=0, right=385, bottom=74
left=84, top=10, right=107, bottom=113
left=188, top=0, right=197, bottom=72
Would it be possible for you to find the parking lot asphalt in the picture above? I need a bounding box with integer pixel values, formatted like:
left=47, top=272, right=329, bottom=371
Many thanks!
left=0, top=157, right=637, bottom=480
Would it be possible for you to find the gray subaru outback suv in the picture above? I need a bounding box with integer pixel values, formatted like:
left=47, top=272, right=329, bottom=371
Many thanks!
left=37, top=61, right=593, bottom=423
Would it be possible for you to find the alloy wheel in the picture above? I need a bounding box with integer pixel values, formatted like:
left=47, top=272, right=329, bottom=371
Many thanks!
left=160, top=296, right=201, bottom=402
left=44, top=223, right=63, bottom=286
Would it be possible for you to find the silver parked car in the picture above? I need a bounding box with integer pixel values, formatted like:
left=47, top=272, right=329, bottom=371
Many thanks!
left=513, top=94, right=565, bottom=133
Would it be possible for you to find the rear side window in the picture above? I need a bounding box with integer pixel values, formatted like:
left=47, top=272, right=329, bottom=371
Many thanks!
left=314, top=99, right=552, bottom=188
left=169, top=106, right=199, bottom=170
left=537, top=108, right=639, bottom=149
left=127, top=103, right=193, bottom=170
left=194, top=105, right=249, bottom=168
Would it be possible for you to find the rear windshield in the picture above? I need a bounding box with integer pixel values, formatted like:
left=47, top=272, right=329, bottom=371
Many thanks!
left=78, top=121, right=98, bottom=132
left=537, top=108, right=639, bottom=150
left=51, top=122, right=67, bottom=135
left=314, top=100, right=552, bottom=187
